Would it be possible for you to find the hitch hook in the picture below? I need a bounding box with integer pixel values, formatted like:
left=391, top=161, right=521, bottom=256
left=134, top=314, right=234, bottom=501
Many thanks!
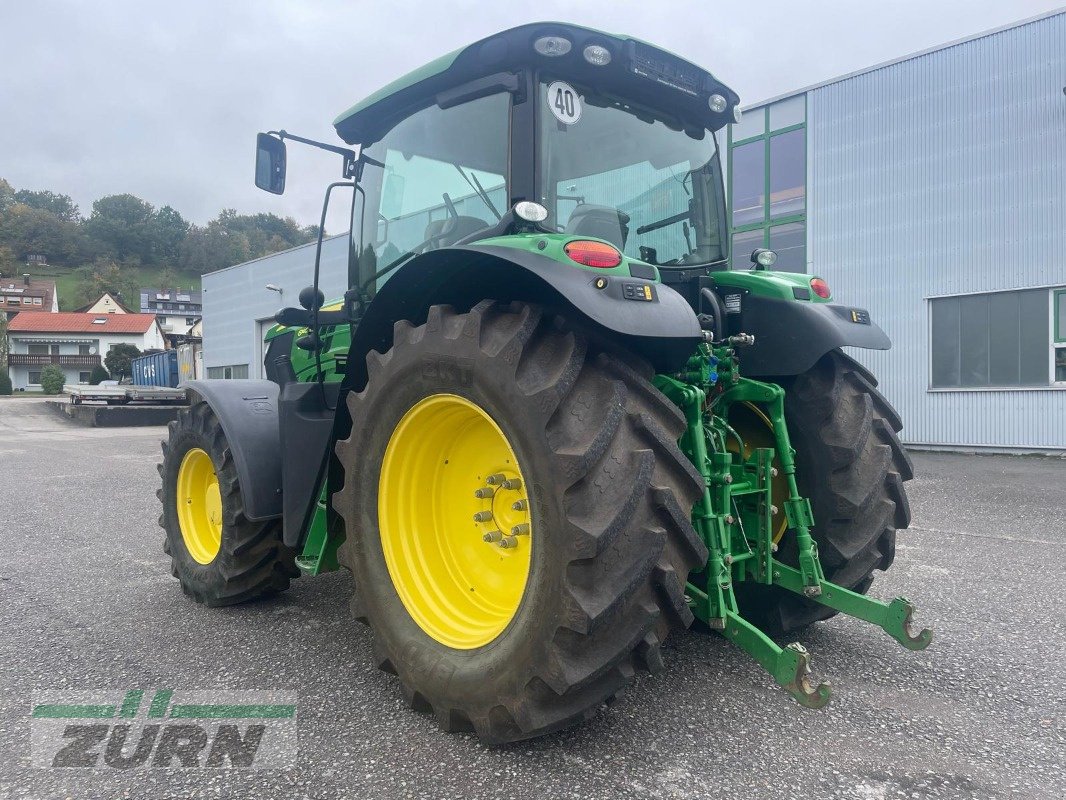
left=885, top=597, right=934, bottom=651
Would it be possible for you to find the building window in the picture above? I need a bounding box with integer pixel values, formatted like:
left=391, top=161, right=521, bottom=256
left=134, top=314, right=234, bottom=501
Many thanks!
left=1054, top=289, right=1066, bottom=384
left=929, top=288, right=1060, bottom=388
left=79, top=344, right=91, bottom=355
left=728, top=98, right=806, bottom=272
left=27, top=344, right=49, bottom=355
left=33, top=297, right=42, bottom=305
left=79, top=372, right=91, bottom=383
left=28, top=371, right=41, bottom=385
left=206, top=364, right=249, bottom=380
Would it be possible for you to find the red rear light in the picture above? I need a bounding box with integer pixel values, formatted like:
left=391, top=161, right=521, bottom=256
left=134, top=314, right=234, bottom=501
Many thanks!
left=810, top=277, right=831, bottom=299
left=564, top=240, right=622, bottom=269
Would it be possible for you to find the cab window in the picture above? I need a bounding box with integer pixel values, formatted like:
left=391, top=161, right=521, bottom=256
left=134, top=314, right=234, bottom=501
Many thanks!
left=355, top=92, right=510, bottom=291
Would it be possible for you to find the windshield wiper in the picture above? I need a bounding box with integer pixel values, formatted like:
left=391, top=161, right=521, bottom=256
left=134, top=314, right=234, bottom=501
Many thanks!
left=454, top=164, right=502, bottom=221
left=636, top=209, right=690, bottom=236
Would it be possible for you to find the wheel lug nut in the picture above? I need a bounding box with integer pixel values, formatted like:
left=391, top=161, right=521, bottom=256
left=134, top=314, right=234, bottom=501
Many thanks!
left=497, top=535, right=518, bottom=549
left=473, top=511, right=493, bottom=522
left=474, top=487, right=494, bottom=498
left=771, top=468, right=779, bottom=477
left=511, top=523, right=530, bottom=536
left=485, top=473, right=506, bottom=485
left=511, top=499, right=528, bottom=511
left=502, top=478, right=522, bottom=490
left=770, top=504, right=778, bottom=516
left=482, top=530, right=503, bottom=543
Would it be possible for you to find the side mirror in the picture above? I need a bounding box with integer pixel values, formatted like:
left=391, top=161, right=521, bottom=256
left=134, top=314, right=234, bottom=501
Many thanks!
left=255, top=133, right=286, bottom=194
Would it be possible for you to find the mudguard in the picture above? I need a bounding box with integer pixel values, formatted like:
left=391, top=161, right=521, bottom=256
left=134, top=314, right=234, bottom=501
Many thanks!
left=730, top=293, right=891, bottom=376
left=180, top=379, right=282, bottom=521
left=344, top=243, right=704, bottom=392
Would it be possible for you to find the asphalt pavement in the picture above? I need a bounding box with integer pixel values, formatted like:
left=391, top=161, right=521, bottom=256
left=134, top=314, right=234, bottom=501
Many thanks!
left=0, top=396, right=1063, bottom=799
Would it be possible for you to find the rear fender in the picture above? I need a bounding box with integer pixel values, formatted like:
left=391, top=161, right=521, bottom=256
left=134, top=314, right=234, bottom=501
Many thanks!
left=343, top=243, right=703, bottom=394
left=725, top=293, right=891, bottom=376
left=181, top=379, right=282, bottom=521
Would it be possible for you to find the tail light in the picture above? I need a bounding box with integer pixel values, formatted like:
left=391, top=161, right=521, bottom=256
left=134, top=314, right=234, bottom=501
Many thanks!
left=810, top=277, right=831, bottom=299
left=564, top=240, right=622, bottom=269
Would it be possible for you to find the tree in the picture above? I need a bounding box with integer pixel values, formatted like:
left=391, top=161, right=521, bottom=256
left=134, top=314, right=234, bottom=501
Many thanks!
left=147, top=205, right=189, bottom=265
left=0, top=178, right=14, bottom=214
left=88, top=364, right=110, bottom=384
left=104, top=343, right=141, bottom=380
left=13, top=189, right=80, bottom=222
left=73, top=258, right=140, bottom=310
left=0, top=244, right=16, bottom=275
left=0, top=203, right=92, bottom=266
left=84, top=193, right=155, bottom=262
left=39, top=364, right=66, bottom=394
left=0, top=368, right=11, bottom=396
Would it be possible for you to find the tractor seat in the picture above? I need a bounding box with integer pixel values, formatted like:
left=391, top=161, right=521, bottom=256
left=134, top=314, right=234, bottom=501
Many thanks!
left=424, top=216, right=490, bottom=248
left=564, top=204, right=631, bottom=250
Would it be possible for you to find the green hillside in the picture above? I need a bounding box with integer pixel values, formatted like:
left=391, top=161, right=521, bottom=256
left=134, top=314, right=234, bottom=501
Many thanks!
left=12, top=262, right=202, bottom=311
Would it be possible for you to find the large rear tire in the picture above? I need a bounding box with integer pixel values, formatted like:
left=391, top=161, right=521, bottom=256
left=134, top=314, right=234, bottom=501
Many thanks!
left=158, top=401, right=298, bottom=606
left=735, top=350, right=913, bottom=632
left=334, top=301, right=707, bottom=744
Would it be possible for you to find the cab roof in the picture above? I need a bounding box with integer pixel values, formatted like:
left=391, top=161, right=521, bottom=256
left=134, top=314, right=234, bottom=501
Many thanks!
left=333, top=22, right=739, bottom=146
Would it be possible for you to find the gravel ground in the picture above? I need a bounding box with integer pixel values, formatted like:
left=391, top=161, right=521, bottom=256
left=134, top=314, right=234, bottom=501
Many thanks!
left=0, top=396, right=1063, bottom=799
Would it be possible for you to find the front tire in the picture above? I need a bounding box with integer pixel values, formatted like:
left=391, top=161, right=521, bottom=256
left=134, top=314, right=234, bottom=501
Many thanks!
left=158, top=400, right=298, bottom=606
left=335, top=301, right=707, bottom=744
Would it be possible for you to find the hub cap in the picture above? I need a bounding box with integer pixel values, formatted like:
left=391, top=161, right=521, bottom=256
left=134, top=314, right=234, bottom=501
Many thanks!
left=176, top=447, right=223, bottom=564
left=379, top=394, right=533, bottom=649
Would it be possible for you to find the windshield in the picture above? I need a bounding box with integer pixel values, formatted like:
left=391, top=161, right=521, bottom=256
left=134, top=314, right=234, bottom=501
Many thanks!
left=537, top=78, right=726, bottom=267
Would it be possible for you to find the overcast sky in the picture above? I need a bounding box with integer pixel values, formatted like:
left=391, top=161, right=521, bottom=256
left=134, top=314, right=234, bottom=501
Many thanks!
left=2, top=0, right=1062, bottom=230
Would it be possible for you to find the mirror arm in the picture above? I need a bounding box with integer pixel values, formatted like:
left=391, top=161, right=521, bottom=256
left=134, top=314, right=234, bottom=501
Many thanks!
left=269, top=130, right=361, bottom=179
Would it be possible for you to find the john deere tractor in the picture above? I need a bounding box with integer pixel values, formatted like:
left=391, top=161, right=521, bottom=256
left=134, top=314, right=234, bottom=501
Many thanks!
left=158, top=22, right=929, bottom=743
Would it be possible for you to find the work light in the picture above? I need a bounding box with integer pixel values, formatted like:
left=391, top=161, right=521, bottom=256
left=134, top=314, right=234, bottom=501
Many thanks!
left=534, top=36, right=571, bottom=57
left=583, top=45, right=611, bottom=66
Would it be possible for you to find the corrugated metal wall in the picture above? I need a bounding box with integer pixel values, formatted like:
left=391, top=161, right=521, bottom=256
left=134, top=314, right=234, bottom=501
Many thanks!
left=807, top=11, right=1066, bottom=450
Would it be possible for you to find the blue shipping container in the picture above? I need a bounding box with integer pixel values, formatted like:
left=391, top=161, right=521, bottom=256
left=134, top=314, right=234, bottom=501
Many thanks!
left=132, top=350, right=179, bottom=388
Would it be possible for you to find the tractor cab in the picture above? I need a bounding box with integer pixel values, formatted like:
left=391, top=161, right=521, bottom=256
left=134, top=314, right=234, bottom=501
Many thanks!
left=257, top=23, right=740, bottom=318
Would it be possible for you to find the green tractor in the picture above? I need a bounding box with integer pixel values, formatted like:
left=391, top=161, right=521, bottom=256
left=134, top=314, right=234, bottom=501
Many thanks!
left=158, top=22, right=929, bottom=743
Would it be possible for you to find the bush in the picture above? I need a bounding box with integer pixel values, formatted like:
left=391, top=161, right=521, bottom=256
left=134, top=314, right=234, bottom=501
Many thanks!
left=39, top=364, right=66, bottom=394
left=89, top=364, right=110, bottom=385
left=0, top=369, right=11, bottom=396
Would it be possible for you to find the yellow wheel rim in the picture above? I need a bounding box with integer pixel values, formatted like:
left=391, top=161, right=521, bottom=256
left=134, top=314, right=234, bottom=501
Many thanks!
left=379, top=394, right=534, bottom=650
left=176, top=447, right=223, bottom=565
left=727, top=403, right=790, bottom=543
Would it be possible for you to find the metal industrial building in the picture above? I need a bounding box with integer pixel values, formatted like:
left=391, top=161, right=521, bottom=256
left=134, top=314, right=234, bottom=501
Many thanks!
left=202, top=234, right=349, bottom=379
left=725, top=9, right=1065, bottom=451
left=203, top=10, right=1065, bottom=451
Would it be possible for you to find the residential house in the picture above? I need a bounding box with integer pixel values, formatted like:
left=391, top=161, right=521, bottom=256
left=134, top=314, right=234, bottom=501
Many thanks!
left=0, top=276, right=59, bottom=315
left=140, top=287, right=202, bottom=336
left=76, top=292, right=131, bottom=315
left=5, top=312, right=166, bottom=391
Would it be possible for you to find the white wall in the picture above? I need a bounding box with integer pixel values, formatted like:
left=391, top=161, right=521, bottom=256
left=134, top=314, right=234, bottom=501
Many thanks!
left=8, top=328, right=167, bottom=391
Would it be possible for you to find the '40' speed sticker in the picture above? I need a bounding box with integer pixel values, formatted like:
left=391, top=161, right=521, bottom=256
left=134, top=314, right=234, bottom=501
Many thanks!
left=546, top=81, right=582, bottom=125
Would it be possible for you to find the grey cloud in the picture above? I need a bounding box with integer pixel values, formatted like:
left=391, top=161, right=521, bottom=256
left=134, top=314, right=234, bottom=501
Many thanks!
left=1, top=0, right=1058, bottom=228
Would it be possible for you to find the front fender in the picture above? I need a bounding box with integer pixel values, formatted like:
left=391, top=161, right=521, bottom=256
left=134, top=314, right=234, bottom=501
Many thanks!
left=180, top=379, right=281, bottom=521
left=731, top=294, right=891, bottom=376
left=346, top=243, right=703, bottom=392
